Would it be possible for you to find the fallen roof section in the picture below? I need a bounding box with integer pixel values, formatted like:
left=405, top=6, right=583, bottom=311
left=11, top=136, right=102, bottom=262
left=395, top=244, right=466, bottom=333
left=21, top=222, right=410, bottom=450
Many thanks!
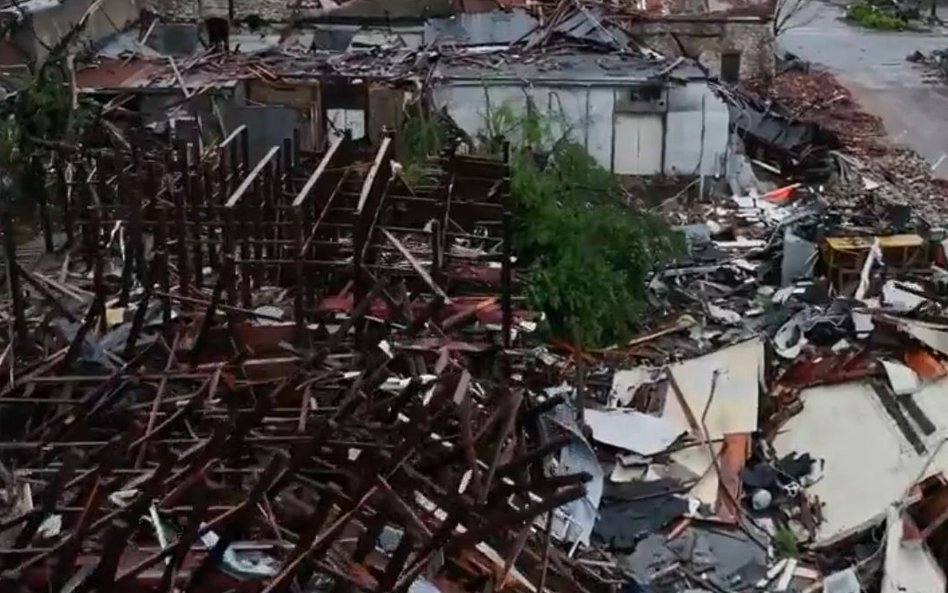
left=774, top=377, right=948, bottom=544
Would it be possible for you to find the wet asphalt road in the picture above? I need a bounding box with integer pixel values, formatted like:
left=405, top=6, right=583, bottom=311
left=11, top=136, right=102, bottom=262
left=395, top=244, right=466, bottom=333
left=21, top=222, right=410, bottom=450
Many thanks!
left=780, top=2, right=948, bottom=177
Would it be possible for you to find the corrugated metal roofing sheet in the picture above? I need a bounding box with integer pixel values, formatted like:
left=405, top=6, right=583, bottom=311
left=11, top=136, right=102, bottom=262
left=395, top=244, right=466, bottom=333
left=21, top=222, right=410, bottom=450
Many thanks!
left=436, top=53, right=703, bottom=83
left=75, top=59, right=163, bottom=89
left=76, top=58, right=243, bottom=91
left=424, top=9, right=536, bottom=45
left=551, top=6, right=630, bottom=48
left=453, top=0, right=528, bottom=13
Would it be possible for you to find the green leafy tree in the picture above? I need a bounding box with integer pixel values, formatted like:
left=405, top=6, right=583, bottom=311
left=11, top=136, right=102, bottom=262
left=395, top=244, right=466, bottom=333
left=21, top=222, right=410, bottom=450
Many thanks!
left=0, top=2, right=101, bottom=214
left=511, top=144, right=684, bottom=346
left=482, top=102, right=685, bottom=347
left=401, top=98, right=685, bottom=347
left=398, top=110, right=449, bottom=186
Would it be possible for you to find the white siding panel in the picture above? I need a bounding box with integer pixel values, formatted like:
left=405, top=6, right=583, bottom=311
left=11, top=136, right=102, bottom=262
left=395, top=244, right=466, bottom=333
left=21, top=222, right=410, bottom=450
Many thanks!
left=326, top=108, right=366, bottom=140
left=434, top=84, right=589, bottom=152
left=433, top=81, right=731, bottom=178
left=431, top=86, right=481, bottom=143
left=545, top=87, right=588, bottom=147
left=527, top=86, right=552, bottom=143
left=666, top=81, right=706, bottom=111
left=486, top=86, right=529, bottom=144
left=664, top=82, right=729, bottom=176
left=432, top=84, right=530, bottom=146
left=585, top=88, right=614, bottom=171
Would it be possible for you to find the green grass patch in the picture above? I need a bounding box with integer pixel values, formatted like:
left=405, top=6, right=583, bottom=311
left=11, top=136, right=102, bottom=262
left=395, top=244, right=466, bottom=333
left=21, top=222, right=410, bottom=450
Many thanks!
left=846, top=2, right=907, bottom=29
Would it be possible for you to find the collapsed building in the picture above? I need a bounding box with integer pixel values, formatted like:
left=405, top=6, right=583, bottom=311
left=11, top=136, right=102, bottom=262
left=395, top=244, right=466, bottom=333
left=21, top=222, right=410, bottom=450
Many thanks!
left=0, top=127, right=611, bottom=593
left=0, top=0, right=771, bottom=174
left=425, top=9, right=730, bottom=178
left=56, top=3, right=736, bottom=182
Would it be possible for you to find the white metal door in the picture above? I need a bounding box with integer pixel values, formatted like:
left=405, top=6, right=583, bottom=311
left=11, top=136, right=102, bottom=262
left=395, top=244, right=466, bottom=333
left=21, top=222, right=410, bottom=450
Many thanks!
left=613, top=113, right=663, bottom=176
